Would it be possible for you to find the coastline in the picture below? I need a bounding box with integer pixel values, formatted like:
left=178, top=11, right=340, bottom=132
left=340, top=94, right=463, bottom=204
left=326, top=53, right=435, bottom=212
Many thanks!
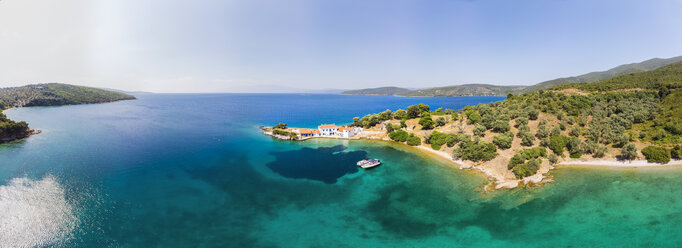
left=558, top=159, right=682, bottom=168
left=261, top=127, right=682, bottom=190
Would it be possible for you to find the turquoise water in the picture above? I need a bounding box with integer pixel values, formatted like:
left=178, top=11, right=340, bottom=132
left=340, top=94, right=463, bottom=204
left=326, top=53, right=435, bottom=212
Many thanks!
left=1, top=93, right=681, bottom=247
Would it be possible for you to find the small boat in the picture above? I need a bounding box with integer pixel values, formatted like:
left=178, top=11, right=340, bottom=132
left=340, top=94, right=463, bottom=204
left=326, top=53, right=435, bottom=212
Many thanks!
left=357, top=158, right=381, bottom=169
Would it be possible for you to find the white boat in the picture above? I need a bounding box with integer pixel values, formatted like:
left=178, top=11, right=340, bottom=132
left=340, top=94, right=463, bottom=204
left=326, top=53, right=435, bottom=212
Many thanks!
left=357, top=159, right=381, bottom=169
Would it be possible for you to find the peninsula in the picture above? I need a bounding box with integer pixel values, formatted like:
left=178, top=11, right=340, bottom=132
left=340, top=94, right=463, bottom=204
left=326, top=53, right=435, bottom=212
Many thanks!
left=267, top=61, right=682, bottom=189
left=0, top=83, right=136, bottom=143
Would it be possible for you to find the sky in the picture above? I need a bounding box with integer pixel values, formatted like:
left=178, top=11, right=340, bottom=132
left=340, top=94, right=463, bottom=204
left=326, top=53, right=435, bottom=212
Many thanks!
left=1, top=0, right=681, bottom=93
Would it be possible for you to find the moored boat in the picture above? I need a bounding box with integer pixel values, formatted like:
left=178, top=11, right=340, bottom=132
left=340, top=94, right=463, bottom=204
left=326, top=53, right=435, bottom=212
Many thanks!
left=357, top=158, right=381, bottom=169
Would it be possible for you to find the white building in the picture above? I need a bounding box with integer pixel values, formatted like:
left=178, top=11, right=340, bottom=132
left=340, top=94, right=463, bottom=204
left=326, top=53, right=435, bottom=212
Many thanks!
left=317, top=124, right=362, bottom=138
left=318, top=124, right=338, bottom=136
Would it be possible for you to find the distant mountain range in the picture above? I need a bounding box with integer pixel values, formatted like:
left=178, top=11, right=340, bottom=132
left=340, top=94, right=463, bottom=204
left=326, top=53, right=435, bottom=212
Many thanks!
left=340, top=86, right=412, bottom=95
left=341, top=55, right=682, bottom=96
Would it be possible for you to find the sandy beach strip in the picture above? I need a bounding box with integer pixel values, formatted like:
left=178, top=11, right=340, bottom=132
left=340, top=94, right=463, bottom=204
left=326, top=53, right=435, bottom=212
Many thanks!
left=558, top=159, right=682, bottom=167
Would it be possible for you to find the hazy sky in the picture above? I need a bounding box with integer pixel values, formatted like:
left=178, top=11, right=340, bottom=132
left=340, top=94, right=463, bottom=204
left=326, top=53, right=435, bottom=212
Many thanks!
left=1, top=0, right=682, bottom=93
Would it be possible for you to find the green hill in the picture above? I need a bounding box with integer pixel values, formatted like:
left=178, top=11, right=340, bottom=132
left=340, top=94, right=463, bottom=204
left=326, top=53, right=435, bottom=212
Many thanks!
left=551, top=61, right=682, bottom=91
left=342, top=56, right=682, bottom=97
left=525, top=56, right=682, bottom=92
left=341, top=86, right=411, bottom=95
left=398, top=84, right=526, bottom=96
left=0, top=83, right=136, bottom=109
left=0, top=83, right=136, bottom=143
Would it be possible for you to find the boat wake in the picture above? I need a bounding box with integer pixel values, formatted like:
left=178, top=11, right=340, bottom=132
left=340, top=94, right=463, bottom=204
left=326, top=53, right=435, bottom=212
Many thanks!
left=0, top=175, right=78, bottom=248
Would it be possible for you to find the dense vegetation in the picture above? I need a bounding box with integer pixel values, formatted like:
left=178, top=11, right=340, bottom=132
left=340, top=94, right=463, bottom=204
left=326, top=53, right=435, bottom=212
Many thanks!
left=400, top=84, right=527, bottom=97
left=343, top=57, right=682, bottom=181
left=508, top=147, right=547, bottom=178
left=342, top=56, right=682, bottom=97
left=641, top=146, right=671, bottom=163
left=0, top=83, right=135, bottom=143
left=526, top=56, right=682, bottom=92
left=0, top=83, right=135, bottom=108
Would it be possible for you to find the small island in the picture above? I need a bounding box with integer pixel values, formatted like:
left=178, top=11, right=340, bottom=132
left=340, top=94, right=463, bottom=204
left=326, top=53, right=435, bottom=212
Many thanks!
left=0, top=83, right=136, bottom=143
left=266, top=61, right=682, bottom=190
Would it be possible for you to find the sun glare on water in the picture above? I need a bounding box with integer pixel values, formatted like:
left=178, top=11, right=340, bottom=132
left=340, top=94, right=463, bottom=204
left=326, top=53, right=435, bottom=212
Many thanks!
left=0, top=175, right=78, bottom=248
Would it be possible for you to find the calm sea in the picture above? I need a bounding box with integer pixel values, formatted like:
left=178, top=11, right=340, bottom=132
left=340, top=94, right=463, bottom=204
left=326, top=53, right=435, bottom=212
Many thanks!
left=1, top=93, right=681, bottom=247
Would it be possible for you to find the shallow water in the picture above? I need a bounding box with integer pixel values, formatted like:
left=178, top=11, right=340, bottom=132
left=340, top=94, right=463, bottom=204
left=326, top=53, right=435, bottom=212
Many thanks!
left=1, top=93, right=681, bottom=247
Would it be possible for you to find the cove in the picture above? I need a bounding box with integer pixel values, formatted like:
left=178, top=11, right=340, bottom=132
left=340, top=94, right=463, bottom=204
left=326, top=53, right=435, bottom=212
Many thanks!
left=266, top=145, right=367, bottom=183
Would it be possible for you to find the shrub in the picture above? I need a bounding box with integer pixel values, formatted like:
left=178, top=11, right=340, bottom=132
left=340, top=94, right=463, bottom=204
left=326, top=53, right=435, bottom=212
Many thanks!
left=569, top=152, right=582, bottom=158
left=385, top=123, right=395, bottom=133
left=419, top=112, right=434, bottom=130
left=549, top=135, right=568, bottom=155
left=512, top=159, right=541, bottom=178
left=435, top=117, right=446, bottom=127
left=536, top=124, right=549, bottom=139
left=566, top=136, right=582, bottom=154
left=392, top=109, right=406, bottom=120
left=455, top=140, right=498, bottom=162
left=465, top=110, right=481, bottom=124
left=406, top=105, right=421, bottom=119
left=620, top=143, right=638, bottom=160
left=549, top=153, right=559, bottom=164
left=406, top=134, right=422, bottom=146
left=593, top=145, right=607, bottom=158
left=517, top=124, right=530, bottom=136
left=569, top=126, right=581, bottom=137
left=672, top=145, right=682, bottom=159
left=508, top=147, right=547, bottom=177
left=428, top=131, right=448, bottom=150
left=493, top=133, right=513, bottom=149
left=515, top=117, right=528, bottom=127
left=388, top=130, right=409, bottom=142
left=273, top=123, right=287, bottom=129
left=551, top=126, right=562, bottom=137
left=520, top=132, right=535, bottom=146
left=508, top=154, right=525, bottom=169
left=641, top=146, right=671, bottom=163
left=491, top=120, right=510, bottom=133
left=473, top=125, right=487, bottom=137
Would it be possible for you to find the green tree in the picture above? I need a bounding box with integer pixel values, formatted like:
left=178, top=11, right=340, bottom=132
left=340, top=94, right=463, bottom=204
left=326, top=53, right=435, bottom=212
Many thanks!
left=406, top=105, right=421, bottom=119
left=406, top=134, right=422, bottom=146
left=620, top=143, right=638, bottom=160
left=388, top=130, right=409, bottom=142
left=435, top=117, right=446, bottom=127
left=419, top=113, right=435, bottom=130
left=473, top=125, right=486, bottom=137
left=641, top=146, right=671, bottom=163
left=493, top=133, right=513, bottom=149
left=549, top=135, right=568, bottom=155
left=418, top=103, right=431, bottom=113
left=465, top=110, right=481, bottom=124
left=520, top=132, right=535, bottom=146
left=549, top=153, right=559, bottom=164
left=392, top=109, right=406, bottom=120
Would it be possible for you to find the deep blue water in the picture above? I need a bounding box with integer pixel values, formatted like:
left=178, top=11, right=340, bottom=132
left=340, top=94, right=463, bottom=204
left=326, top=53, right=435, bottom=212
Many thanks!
left=1, top=93, right=682, bottom=247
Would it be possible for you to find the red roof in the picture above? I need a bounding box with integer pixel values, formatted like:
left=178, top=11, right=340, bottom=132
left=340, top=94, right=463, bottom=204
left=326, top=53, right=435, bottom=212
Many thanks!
left=299, top=128, right=319, bottom=134
left=318, top=124, right=337, bottom=129
left=337, top=127, right=353, bottom=131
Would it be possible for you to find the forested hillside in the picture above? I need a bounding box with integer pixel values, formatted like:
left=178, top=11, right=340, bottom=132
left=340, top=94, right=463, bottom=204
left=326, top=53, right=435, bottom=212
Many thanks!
left=0, top=83, right=136, bottom=143
left=342, top=56, right=682, bottom=96
left=524, top=56, right=682, bottom=92
left=399, top=84, right=526, bottom=96
left=348, top=62, right=681, bottom=181
left=0, top=83, right=135, bottom=109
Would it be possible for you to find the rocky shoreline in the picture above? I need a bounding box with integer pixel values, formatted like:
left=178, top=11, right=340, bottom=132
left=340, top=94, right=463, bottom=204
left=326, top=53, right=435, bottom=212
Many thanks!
left=0, top=129, right=41, bottom=144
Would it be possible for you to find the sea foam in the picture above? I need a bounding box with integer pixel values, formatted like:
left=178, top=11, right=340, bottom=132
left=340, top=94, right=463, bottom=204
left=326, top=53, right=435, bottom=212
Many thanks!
left=0, top=176, right=77, bottom=248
